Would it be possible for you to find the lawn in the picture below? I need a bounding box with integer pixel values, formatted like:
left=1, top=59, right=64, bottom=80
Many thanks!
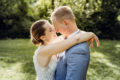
left=0, top=39, right=120, bottom=80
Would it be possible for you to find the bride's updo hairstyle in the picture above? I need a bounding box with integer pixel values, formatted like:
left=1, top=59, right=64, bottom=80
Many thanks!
left=30, top=20, right=47, bottom=45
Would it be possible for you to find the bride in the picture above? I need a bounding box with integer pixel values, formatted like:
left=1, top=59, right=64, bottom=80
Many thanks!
left=30, top=20, right=99, bottom=80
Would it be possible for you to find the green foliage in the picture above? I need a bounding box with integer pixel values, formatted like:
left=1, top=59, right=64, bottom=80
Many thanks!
left=0, top=0, right=32, bottom=38
left=98, top=0, right=120, bottom=39
left=0, top=39, right=120, bottom=80
left=0, top=0, right=120, bottom=39
left=55, top=0, right=120, bottom=39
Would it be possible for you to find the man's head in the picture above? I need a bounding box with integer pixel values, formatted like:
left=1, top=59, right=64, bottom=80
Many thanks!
left=51, top=6, right=78, bottom=37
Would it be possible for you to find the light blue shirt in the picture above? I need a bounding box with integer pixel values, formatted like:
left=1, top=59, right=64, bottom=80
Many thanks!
left=68, top=29, right=80, bottom=38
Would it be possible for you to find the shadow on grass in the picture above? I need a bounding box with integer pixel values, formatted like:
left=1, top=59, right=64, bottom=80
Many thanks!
left=88, top=40, right=120, bottom=80
left=91, top=40, right=120, bottom=67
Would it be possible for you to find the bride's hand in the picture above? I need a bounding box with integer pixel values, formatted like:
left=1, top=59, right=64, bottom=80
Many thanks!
left=88, top=34, right=100, bottom=48
left=75, top=31, right=100, bottom=48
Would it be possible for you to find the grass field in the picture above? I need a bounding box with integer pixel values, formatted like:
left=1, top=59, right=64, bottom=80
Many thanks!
left=0, top=39, right=120, bottom=80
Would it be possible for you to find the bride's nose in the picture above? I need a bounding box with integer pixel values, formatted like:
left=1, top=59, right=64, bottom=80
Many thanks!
left=55, top=28, right=59, bottom=33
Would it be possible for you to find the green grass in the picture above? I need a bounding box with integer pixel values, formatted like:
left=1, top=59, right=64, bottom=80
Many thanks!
left=0, top=39, right=120, bottom=80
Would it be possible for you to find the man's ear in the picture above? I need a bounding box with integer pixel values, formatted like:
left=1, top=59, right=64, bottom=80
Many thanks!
left=63, top=20, right=68, bottom=25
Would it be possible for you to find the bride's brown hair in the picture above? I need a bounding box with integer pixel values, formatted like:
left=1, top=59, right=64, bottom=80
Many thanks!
left=30, top=20, right=47, bottom=45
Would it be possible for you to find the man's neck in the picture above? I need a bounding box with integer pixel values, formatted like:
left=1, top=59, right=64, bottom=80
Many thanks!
left=66, top=27, right=78, bottom=37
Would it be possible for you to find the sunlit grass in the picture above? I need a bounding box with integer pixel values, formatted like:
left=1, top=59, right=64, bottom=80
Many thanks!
left=88, top=40, right=120, bottom=80
left=0, top=39, right=120, bottom=80
left=0, top=39, right=36, bottom=80
left=0, top=62, right=27, bottom=80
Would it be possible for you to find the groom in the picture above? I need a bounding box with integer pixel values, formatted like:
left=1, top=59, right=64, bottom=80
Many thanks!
left=51, top=6, right=99, bottom=80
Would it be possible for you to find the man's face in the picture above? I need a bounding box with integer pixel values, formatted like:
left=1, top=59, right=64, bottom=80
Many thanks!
left=52, top=19, right=68, bottom=36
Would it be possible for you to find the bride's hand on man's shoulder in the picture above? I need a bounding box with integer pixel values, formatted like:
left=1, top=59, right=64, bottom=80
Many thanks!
left=80, top=30, right=100, bottom=48
left=88, top=32, right=100, bottom=48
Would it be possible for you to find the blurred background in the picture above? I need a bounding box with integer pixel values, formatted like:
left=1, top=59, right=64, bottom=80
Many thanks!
left=0, top=0, right=120, bottom=80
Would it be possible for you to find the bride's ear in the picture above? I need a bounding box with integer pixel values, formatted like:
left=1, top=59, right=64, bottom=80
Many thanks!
left=40, top=36, right=45, bottom=41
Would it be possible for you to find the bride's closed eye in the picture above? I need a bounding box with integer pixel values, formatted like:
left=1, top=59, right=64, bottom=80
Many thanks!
left=49, top=27, right=53, bottom=32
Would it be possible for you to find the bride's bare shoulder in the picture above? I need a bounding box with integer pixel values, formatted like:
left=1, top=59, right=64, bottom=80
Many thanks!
left=35, top=45, right=45, bottom=53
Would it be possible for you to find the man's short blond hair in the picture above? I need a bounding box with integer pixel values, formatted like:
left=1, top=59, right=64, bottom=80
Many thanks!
left=51, top=6, right=75, bottom=22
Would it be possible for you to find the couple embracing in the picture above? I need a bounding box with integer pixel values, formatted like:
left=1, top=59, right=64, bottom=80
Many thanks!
left=30, top=6, right=100, bottom=80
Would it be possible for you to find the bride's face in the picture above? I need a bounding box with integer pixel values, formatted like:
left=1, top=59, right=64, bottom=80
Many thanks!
left=41, top=21, right=57, bottom=43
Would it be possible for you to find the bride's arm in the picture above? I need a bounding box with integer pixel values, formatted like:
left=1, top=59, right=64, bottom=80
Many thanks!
left=80, top=30, right=100, bottom=48
left=37, top=32, right=96, bottom=56
left=37, top=32, right=99, bottom=67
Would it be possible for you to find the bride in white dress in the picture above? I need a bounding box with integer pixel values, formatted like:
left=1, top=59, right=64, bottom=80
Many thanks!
left=30, top=20, right=99, bottom=80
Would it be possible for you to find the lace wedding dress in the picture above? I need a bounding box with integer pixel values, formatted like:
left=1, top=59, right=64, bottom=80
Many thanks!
left=33, top=46, right=57, bottom=80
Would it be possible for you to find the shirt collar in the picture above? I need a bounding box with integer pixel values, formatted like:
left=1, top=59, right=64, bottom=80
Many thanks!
left=68, top=29, right=80, bottom=38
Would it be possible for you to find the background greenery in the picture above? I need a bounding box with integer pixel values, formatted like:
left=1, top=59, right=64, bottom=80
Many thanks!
left=0, top=0, right=120, bottom=39
left=0, top=0, right=120, bottom=80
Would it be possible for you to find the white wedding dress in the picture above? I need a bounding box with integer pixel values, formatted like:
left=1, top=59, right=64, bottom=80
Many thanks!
left=33, top=46, right=57, bottom=80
